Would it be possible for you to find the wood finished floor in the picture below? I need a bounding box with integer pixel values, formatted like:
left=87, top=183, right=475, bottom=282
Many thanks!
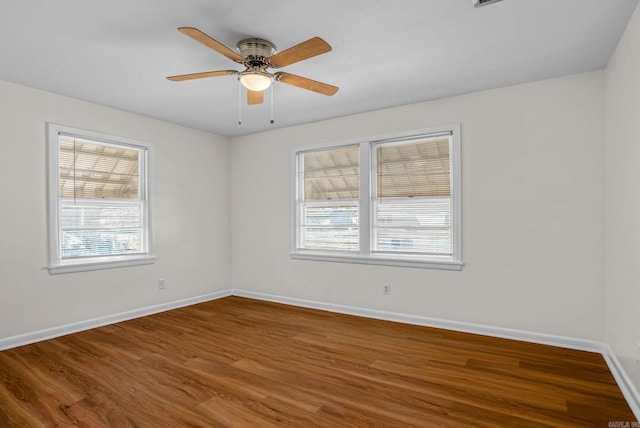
left=0, top=296, right=636, bottom=427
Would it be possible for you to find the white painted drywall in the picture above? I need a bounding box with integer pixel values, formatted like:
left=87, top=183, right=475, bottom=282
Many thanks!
left=605, top=2, right=640, bottom=394
left=0, top=80, right=231, bottom=339
left=230, top=71, right=606, bottom=341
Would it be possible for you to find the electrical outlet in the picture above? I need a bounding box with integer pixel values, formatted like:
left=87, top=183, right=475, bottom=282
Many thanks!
left=158, top=279, right=166, bottom=290
left=383, top=283, right=391, bottom=295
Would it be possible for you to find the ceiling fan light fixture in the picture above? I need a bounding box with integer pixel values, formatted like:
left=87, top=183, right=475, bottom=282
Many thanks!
left=238, top=71, right=273, bottom=91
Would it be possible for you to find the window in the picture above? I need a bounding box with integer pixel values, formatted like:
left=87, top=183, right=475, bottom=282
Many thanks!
left=47, top=123, right=154, bottom=274
left=291, top=125, right=461, bottom=270
left=297, top=145, right=360, bottom=251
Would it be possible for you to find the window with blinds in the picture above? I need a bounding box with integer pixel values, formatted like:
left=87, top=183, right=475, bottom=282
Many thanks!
left=372, top=133, right=452, bottom=256
left=47, top=124, right=154, bottom=274
left=296, top=145, right=359, bottom=251
left=292, top=125, right=461, bottom=270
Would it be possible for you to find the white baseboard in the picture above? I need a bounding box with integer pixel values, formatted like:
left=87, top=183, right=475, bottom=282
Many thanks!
left=233, top=289, right=639, bottom=421
left=0, top=289, right=232, bottom=351
left=232, top=290, right=604, bottom=352
left=603, top=345, right=640, bottom=419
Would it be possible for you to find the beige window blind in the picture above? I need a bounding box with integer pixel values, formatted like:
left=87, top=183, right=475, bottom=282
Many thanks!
left=59, top=136, right=141, bottom=200
left=302, top=145, right=359, bottom=201
left=375, top=135, right=450, bottom=199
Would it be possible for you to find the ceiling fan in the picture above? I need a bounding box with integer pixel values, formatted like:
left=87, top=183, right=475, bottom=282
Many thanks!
left=167, top=27, right=339, bottom=105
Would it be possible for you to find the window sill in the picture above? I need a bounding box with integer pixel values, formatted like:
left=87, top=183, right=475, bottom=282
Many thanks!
left=290, top=251, right=463, bottom=271
left=48, top=255, right=156, bottom=275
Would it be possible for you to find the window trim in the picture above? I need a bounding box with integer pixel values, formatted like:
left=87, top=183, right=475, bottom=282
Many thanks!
left=290, top=125, right=462, bottom=270
left=47, top=123, right=155, bottom=274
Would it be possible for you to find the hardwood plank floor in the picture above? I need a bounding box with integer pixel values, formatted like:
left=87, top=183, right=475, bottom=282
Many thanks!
left=0, top=296, right=636, bottom=427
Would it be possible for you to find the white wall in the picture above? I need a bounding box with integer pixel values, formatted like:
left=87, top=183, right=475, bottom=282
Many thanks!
left=605, top=3, right=640, bottom=392
left=0, top=80, right=231, bottom=339
left=230, top=71, right=606, bottom=341
left=0, top=67, right=608, bottom=354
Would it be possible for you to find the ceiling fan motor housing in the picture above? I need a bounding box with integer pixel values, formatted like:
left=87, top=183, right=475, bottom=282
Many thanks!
left=237, top=38, right=277, bottom=63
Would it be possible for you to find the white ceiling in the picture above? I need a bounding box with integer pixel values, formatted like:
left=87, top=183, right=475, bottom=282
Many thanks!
left=1, top=0, right=638, bottom=138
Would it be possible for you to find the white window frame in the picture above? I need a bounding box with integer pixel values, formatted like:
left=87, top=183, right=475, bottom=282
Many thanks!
left=47, top=123, right=155, bottom=274
left=290, top=124, right=462, bottom=270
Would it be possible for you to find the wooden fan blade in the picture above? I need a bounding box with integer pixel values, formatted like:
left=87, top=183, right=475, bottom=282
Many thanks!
left=178, top=27, right=245, bottom=63
left=269, top=37, right=331, bottom=68
left=247, top=90, right=264, bottom=105
left=274, top=72, right=338, bottom=96
left=167, top=70, right=238, bottom=82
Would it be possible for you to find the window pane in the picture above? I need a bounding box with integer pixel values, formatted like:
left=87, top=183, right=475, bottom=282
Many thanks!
left=298, top=145, right=360, bottom=252
left=61, top=203, right=142, bottom=229
left=60, top=203, right=143, bottom=258
left=301, top=204, right=358, bottom=251
left=373, top=198, right=451, bottom=255
left=372, top=134, right=453, bottom=256
left=61, top=229, right=142, bottom=258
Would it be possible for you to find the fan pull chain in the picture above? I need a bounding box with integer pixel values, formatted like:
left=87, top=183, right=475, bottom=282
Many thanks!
left=238, top=81, right=242, bottom=125
left=270, top=84, right=274, bottom=124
